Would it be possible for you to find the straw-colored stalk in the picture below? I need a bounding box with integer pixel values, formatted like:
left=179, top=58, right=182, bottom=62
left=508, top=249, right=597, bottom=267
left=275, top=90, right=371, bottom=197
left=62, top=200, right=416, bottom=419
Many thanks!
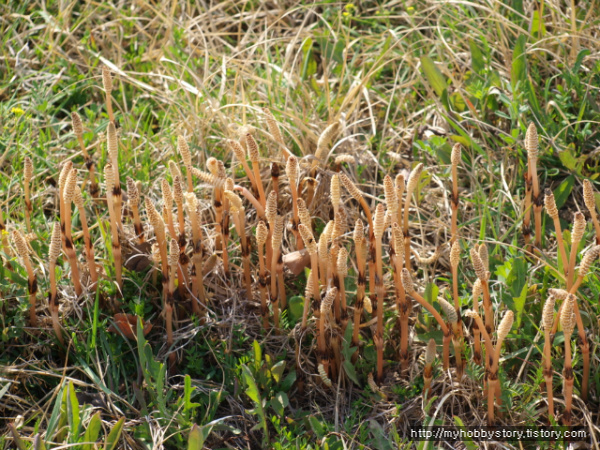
left=304, top=177, right=316, bottom=209
left=318, top=287, right=337, bottom=379
left=526, top=123, right=542, bottom=248
left=126, top=177, right=144, bottom=244
left=567, top=212, right=585, bottom=289
left=206, top=158, right=227, bottom=274
left=269, top=215, right=284, bottom=330
left=23, top=157, right=33, bottom=232
left=224, top=190, right=252, bottom=303
left=391, top=223, right=409, bottom=371
left=146, top=198, right=169, bottom=302
left=263, top=107, right=291, bottom=160
left=286, top=156, right=302, bottom=250
left=465, top=309, right=513, bottom=425
left=271, top=162, right=280, bottom=200
left=373, top=203, right=386, bottom=382
left=102, top=66, right=115, bottom=125
left=450, top=144, right=461, bottom=243
left=471, top=246, right=493, bottom=335
left=265, top=191, right=277, bottom=275
left=63, top=169, right=83, bottom=296
left=337, top=247, right=348, bottom=326
left=12, top=230, right=37, bottom=326
left=549, top=247, right=599, bottom=402
left=583, top=179, right=600, bottom=244
left=298, top=223, right=320, bottom=331
left=256, top=221, right=269, bottom=330
left=178, top=136, right=194, bottom=193
left=72, top=112, right=98, bottom=197
left=352, top=219, right=367, bottom=362
left=185, top=193, right=206, bottom=316
left=560, top=294, right=576, bottom=425
left=162, top=178, right=186, bottom=293
left=73, top=185, right=98, bottom=290
left=246, top=134, right=266, bottom=208
left=311, top=122, right=339, bottom=172
left=423, top=338, right=436, bottom=397
left=58, top=161, right=74, bottom=252
left=402, top=268, right=451, bottom=371
left=103, top=164, right=122, bottom=290
left=545, top=190, right=569, bottom=277
left=48, top=222, right=64, bottom=345
left=318, top=221, right=333, bottom=287
left=229, top=140, right=258, bottom=195
left=340, top=173, right=375, bottom=293
left=403, top=163, right=424, bottom=272
left=395, top=174, right=405, bottom=227
left=439, top=297, right=463, bottom=379
left=472, top=279, right=483, bottom=365
left=449, top=241, right=464, bottom=378
left=174, top=176, right=190, bottom=296
left=106, top=122, right=122, bottom=228
left=541, top=294, right=556, bottom=421
left=166, top=238, right=179, bottom=372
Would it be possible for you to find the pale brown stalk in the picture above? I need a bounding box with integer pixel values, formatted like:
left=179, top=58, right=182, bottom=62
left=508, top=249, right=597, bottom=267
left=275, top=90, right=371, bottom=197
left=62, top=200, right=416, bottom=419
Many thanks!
left=72, top=112, right=98, bottom=197
left=403, top=163, right=424, bottom=271
left=58, top=161, right=74, bottom=253
left=560, top=294, right=576, bottom=426
left=286, top=156, right=302, bottom=250
left=224, top=190, right=252, bottom=302
left=423, top=338, right=436, bottom=397
left=146, top=197, right=169, bottom=303
left=63, top=169, right=83, bottom=296
left=391, top=223, right=409, bottom=371
left=567, top=212, right=585, bottom=288
left=271, top=163, right=280, bottom=200
left=103, top=164, right=122, bottom=290
left=174, top=176, right=190, bottom=297
left=106, top=122, right=122, bottom=228
left=337, top=247, right=348, bottom=326
left=545, top=190, right=569, bottom=276
left=256, top=221, right=269, bottom=330
left=73, top=185, right=98, bottom=290
left=526, top=123, right=542, bottom=248
left=318, top=287, right=337, bottom=379
left=583, top=179, right=600, bottom=244
left=246, top=134, right=266, bottom=207
left=102, top=66, right=115, bottom=124
left=318, top=221, right=333, bottom=287
left=166, top=238, right=179, bottom=372
left=48, top=222, right=64, bottom=345
left=440, top=296, right=463, bottom=379
left=298, top=223, right=320, bottom=331
left=373, top=204, right=386, bottom=382
left=472, top=279, right=483, bottom=365
left=126, top=177, right=144, bottom=243
left=12, top=230, right=37, bottom=326
left=265, top=191, right=277, bottom=275
left=229, top=139, right=258, bottom=194
left=402, top=268, right=451, bottom=371
left=270, top=215, right=284, bottom=330
left=542, top=294, right=556, bottom=421
left=185, top=193, right=206, bottom=316
left=352, top=219, right=367, bottom=362
left=471, top=247, right=493, bottom=335
left=177, top=136, right=194, bottom=193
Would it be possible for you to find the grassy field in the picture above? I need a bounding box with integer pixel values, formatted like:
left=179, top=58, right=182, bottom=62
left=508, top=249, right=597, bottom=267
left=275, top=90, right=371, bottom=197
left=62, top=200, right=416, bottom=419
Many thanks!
left=1, top=0, right=600, bottom=449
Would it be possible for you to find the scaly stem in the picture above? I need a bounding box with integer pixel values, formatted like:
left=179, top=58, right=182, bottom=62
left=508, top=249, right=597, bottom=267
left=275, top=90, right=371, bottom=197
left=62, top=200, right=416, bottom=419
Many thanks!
left=563, top=335, right=573, bottom=426
left=258, top=243, right=269, bottom=330
left=63, top=197, right=83, bottom=296
left=131, top=202, right=145, bottom=244
left=375, top=236, right=385, bottom=382
left=77, top=204, right=98, bottom=290
left=523, top=170, right=532, bottom=247
left=542, top=329, right=554, bottom=421
left=481, top=279, right=493, bottom=335
left=49, top=263, right=64, bottom=345
left=352, top=242, right=366, bottom=362
left=106, top=187, right=122, bottom=290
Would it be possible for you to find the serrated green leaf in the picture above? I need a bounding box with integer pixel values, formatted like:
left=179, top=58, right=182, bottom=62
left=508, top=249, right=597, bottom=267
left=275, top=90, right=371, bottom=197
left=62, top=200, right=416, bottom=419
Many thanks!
left=343, top=360, right=360, bottom=386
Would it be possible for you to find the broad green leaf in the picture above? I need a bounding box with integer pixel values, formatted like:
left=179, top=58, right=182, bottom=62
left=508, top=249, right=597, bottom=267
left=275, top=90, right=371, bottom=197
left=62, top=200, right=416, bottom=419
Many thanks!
left=287, top=296, right=304, bottom=322
left=343, top=360, right=360, bottom=386
left=187, top=424, right=206, bottom=450
left=103, top=417, right=124, bottom=450
left=531, top=10, right=547, bottom=39
left=513, top=284, right=528, bottom=329
left=270, top=361, right=286, bottom=384
left=67, top=381, right=80, bottom=439
left=252, top=340, right=262, bottom=373
left=420, top=56, right=447, bottom=97
left=553, top=175, right=574, bottom=209
left=468, top=39, right=485, bottom=74
left=308, top=416, right=325, bottom=439
left=46, top=383, right=66, bottom=441
left=241, top=365, right=261, bottom=405
left=558, top=145, right=584, bottom=175
left=82, top=413, right=102, bottom=450
left=511, top=35, right=527, bottom=89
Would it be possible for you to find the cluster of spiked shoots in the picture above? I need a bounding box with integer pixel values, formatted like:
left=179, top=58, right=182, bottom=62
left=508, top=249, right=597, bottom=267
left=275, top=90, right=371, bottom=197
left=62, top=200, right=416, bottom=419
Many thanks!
left=4, top=66, right=600, bottom=429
